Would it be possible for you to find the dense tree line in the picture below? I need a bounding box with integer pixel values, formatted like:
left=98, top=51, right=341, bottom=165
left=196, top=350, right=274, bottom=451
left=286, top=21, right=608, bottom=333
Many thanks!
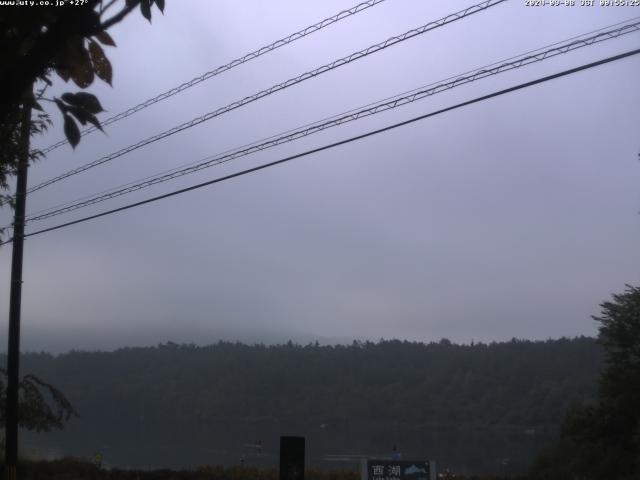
left=16, top=337, right=601, bottom=429
left=3, top=337, right=601, bottom=475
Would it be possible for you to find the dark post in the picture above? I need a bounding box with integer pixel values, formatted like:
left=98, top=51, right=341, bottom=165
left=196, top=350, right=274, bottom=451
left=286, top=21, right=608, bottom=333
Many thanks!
left=5, top=102, right=32, bottom=480
left=279, top=436, right=305, bottom=480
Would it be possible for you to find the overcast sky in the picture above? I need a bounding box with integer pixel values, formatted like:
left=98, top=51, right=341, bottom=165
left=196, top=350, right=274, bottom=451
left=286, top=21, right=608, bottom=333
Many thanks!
left=1, top=0, right=639, bottom=353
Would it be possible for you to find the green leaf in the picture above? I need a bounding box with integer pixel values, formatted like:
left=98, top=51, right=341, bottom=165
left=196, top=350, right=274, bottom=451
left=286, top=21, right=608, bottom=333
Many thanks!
left=68, top=106, right=89, bottom=126
left=95, top=30, right=116, bottom=47
left=140, top=0, right=151, bottom=22
left=67, top=37, right=94, bottom=88
left=55, top=67, right=71, bottom=83
left=60, top=92, right=75, bottom=104
left=71, top=63, right=94, bottom=88
left=86, top=113, right=104, bottom=132
left=73, top=92, right=104, bottom=114
left=63, top=114, right=80, bottom=148
left=60, top=92, right=103, bottom=114
left=88, top=41, right=112, bottom=86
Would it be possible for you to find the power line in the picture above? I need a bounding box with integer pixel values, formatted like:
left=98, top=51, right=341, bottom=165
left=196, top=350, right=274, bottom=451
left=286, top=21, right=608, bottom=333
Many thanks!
left=39, top=0, right=389, bottom=155
left=3, top=47, right=636, bottom=246
left=27, top=0, right=506, bottom=195
left=23, top=19, right=640, bottom=223
left=25, top=15, right=640, bottom=220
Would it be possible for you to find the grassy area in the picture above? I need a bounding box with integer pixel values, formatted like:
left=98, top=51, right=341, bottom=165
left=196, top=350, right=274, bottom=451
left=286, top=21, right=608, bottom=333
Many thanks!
left=4, top=459, right=359, bottom=480
left=1, top=458, right=524, bottom=480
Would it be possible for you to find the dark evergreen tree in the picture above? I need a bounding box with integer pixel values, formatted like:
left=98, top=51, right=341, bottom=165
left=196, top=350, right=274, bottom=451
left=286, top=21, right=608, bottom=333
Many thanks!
left=530, top=285, right=640, bottom=479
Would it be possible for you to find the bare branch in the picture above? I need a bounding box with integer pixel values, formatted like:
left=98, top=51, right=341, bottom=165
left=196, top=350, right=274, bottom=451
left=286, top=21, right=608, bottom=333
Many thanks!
left=100, top=0, right=120, bottom=16
left=99, top=1, right=139, bottom=31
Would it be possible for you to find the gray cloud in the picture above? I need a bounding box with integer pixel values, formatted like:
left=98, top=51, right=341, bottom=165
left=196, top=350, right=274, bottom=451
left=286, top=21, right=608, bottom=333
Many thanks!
left=1, top=0, right=639, bottom=353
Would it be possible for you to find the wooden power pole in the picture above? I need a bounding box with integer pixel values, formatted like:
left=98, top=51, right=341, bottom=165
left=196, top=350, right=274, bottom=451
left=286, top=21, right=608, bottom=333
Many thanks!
left=5, top=101, right=32, bottom=480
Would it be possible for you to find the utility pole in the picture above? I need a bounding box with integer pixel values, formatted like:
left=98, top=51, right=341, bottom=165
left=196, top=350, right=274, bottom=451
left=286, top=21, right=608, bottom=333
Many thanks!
left=5, top=101, right=32, bottom=480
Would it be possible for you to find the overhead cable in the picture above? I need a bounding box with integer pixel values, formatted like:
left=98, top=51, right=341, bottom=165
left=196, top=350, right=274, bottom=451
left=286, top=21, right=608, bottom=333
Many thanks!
left=23, top=19, right=640, bottom=223
left=27, top=0, right=507, bottom=194
left=2, top=47, right=635, bottom=246
left=39, top=0, right=389, bottom=154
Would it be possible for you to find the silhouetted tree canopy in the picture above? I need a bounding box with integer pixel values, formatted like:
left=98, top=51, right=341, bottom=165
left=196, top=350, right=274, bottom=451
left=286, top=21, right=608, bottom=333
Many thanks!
left=0, top=369, right=77, bottom=434
left=530, top=285, right=640, bottom=480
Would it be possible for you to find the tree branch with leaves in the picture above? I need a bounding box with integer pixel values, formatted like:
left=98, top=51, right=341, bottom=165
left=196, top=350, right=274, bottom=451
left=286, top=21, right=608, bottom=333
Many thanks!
left=0, top=369, right=77, bottom=434
left=0, top=0, right=165, bottom=240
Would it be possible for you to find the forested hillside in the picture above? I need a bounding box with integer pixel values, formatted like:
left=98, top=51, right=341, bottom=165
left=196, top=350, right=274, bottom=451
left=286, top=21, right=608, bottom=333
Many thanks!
left=10, top=337, right=602, bottom=475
